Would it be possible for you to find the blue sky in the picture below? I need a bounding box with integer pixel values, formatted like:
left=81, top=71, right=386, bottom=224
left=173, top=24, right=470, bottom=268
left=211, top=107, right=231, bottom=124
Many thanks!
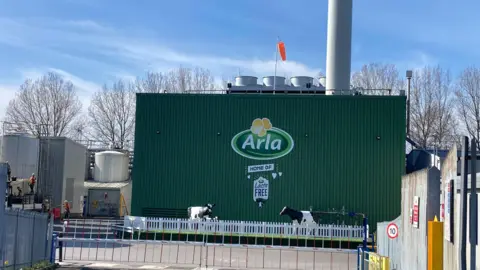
left=1, top=0, right=479, bottom=117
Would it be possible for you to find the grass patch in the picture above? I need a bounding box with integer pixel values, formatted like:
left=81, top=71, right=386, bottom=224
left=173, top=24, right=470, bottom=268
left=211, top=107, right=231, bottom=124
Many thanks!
left=116, top=230, right=365, bottom=249
left=20, top=261, right=55, bottom=270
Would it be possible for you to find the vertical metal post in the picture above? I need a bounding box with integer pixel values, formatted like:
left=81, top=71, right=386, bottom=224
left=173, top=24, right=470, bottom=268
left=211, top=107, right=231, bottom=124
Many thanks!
left=50, top=233, right=57, bottom=263
left=30, top=214, right=36, bottom=266
left=362, top=217, right=367, bottom=251
left=460, top=136, right=468, bottom=270
left=0, top=163, right=6, bottom=268
left=59, top=232, right=63, bottom=262
left=470, top=138, right=478, bottom=269
left=406, top=70, right=412, bottom=137
left=12, top=211, right=19, bottom=268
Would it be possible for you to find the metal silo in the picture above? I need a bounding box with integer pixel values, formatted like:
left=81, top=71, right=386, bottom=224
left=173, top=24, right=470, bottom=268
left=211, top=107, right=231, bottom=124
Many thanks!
left=94, top=151, right=130, bottom=182
left=0, top=133, right=39, bottom=179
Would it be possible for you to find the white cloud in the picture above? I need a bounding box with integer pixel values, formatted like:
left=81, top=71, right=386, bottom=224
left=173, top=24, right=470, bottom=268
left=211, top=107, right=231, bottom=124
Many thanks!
left=0, top=16, right=441, bottom=120
left=0, top=18, right=323, bottom=81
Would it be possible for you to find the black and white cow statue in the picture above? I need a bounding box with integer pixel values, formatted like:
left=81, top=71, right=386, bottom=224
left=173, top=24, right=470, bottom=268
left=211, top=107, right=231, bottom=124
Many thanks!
left=188, top=203, right=216, bottom=221
left=279, top=206, right=320, bottom=227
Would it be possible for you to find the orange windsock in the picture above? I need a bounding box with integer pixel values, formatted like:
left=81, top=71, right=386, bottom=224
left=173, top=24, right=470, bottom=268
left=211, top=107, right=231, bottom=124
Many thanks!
left=277, top=41, right=286, bottom=61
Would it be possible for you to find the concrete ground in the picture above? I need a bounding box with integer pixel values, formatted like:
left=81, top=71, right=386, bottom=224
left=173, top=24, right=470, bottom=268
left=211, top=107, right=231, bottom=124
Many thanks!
left=57, top=241, right=357, bottom=269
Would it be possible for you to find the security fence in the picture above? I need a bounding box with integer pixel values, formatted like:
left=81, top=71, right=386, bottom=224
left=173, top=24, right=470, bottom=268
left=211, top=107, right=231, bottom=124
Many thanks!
left=55, top=219, right=362, bottom=269
left=2, top=209, right=53, bottom=270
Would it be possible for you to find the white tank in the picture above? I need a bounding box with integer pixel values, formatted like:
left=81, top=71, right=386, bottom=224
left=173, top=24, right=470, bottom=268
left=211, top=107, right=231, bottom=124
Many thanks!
left=235, top=76, right=258, bottom=86
left=263, top=76, right=286, bottom=87
left=290, top=76, right=314, bottom=87
left=0, top=134, right=39, bottom=179
left=94, top=151, right=129, bottom=182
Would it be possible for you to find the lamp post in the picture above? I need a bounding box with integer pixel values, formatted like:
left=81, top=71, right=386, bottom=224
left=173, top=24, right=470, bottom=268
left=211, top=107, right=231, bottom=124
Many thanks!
left=406, top=70, right=413, bottom=137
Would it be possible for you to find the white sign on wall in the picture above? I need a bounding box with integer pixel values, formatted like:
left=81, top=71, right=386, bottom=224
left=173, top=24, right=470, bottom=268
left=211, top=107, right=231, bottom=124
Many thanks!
left=412, top=196, right=420, bottom=228
left=247, top=164, right=275, bottom=173
left=253, top=177, right=269, bottom=208
left=444, top=180, right=454, bottom=242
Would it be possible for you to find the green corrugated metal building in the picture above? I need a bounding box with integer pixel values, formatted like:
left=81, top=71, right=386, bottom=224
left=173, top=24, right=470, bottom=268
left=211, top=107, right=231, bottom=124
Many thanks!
left=132, top=93, right=406, bottom=228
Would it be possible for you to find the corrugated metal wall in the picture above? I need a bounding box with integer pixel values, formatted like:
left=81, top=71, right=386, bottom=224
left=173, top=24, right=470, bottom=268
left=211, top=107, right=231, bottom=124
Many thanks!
left=400, top=167, right=440, bottom=270
left=63, top=138, right=87, bottom=213
left=132, top=94, right=406, bottom=228
left=38, top=138, right=66, bottom=211
left=442, top=146, right=458, bottom=269
left=377, top=216, right=402, bottom=269
left=38, top=137, right=86, bottom=214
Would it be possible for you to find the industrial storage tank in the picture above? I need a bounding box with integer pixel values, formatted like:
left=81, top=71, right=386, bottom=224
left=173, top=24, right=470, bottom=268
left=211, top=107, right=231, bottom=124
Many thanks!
left=235, top=76, right=258, bottom=87
left=94, top=151, right=129, bottom=182
left=0, top=133, right=39, bottom=179
left=263, top=76, right=285, bottom=87
left=290, top=76, right=314, bottom=87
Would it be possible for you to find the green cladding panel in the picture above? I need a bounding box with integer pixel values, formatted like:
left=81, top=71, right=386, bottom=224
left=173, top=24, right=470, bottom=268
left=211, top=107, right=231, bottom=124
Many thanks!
left=132, top=94, right=406, bottom=228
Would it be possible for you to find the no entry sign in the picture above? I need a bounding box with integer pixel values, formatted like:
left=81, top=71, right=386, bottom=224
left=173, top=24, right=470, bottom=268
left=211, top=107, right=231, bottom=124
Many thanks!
left=387, top=223, right=399, bottom=239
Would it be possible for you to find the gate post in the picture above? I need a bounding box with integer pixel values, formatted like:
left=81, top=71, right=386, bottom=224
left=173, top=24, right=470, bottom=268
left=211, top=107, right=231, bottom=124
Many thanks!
left=58, top=232, right=63, bottom=262
left=50, top=233, right=57, bottom=263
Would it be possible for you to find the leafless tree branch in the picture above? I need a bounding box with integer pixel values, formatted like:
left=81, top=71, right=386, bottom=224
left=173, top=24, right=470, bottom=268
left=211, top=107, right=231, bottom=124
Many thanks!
left=351, top=63, right=404, bottom=95
left=455, top=66, right=480, bottom=150
left=4, top=72, right=82, bottom=136
left=88, top=79, right=136, bottom=149
left=410, top=65, right=456, bottom=148
left=135, top=66, right=216, bottom=93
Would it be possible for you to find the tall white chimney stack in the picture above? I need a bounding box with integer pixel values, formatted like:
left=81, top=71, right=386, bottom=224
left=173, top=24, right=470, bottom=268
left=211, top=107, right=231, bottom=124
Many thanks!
left=325, top=0, right=353, bottom=94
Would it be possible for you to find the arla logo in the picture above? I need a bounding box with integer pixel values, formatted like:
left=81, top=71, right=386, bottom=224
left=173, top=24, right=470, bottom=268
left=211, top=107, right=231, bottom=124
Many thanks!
left=231, top=118, right=294, bottom=160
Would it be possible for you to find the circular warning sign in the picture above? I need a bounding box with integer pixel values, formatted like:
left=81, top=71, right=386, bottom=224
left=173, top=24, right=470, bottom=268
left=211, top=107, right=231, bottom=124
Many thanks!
left=387, top=223, right=399, bottom=239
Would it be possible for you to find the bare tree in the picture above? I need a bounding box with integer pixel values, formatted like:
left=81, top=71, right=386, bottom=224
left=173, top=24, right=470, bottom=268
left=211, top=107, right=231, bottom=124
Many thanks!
left=135, top=71, right=167, bottom=93
left=136, top=66, right=216, bottom=93
left=351, top=63, right=404, bottom=95
left=67, top=115, right=90, bottom=142
left=410, top=65, right=456, bottom=148
left=88, top=79, right=136, bottom=149
left=5, top=72, right=82, bottom=136
left=456, top=66, right=480, bottom=148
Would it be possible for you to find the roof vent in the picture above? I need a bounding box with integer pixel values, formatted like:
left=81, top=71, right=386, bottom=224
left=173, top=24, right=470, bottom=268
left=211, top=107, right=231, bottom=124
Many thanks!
left=290, top=76, right=314, bottom=87
left=263, top=76, right=285, bottom=87
left=235, top=76, right=258, bottom=86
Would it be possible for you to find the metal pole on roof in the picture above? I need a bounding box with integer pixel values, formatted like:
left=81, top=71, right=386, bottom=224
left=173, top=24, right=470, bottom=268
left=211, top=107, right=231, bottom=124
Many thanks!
left=406, top=70, right=412, bottom=137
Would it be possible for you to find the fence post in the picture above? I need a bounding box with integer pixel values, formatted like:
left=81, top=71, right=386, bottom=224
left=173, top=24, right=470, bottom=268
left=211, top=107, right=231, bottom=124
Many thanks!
left=12, top=210, right=19, bottom=268
left=30, top=213, right=36, bottom=266
left=356, top=246, right=361, bottom=270
left=50, top=233, right=57, bottom=263
left=0, top=164, right=6, bottom=268
left=58, top=232, right=63, bottom=262
left=45, top=213, right=53, bottom=261
left=362, top=217, right=368, bottom=252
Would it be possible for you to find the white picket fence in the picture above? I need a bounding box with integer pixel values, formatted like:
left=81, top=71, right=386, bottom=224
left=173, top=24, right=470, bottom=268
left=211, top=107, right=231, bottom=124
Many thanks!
left=123, top=216, right=367, bottom=241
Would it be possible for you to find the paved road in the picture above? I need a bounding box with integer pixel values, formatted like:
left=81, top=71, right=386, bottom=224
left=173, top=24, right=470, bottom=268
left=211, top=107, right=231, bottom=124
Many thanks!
left=57, top=241, right=357, bottom=269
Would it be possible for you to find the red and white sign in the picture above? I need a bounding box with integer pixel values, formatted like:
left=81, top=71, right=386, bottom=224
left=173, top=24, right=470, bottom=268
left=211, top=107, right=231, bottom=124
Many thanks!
left=387, top=223, right=399, bottom=239
left=413, top=196, right=420, bottom=228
